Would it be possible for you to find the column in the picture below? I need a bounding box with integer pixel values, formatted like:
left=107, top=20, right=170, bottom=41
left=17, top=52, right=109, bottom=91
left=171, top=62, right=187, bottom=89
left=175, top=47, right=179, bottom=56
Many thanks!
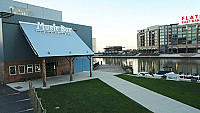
left=70, top=57, right=73, bottom=81
left=90, top=56, right=92, bottom=77
left=42, top=58, right=46, bottom=87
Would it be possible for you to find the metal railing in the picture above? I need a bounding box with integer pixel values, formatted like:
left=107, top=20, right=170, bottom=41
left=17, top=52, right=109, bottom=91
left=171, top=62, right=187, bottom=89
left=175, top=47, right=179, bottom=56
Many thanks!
left=93, top=62, right=100, bottom=70
left=29, top=81, right=46, bottom=113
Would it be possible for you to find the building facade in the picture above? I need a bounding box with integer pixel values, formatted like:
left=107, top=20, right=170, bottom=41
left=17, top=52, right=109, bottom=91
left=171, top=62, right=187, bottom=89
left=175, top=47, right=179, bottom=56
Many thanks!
left=0, top=0, right=62, bottom=21
left=0, top=2, right=93, bottom=84
left=103, top=46, right=124, bottom=55
left=137, top=23, right=200, bottom=53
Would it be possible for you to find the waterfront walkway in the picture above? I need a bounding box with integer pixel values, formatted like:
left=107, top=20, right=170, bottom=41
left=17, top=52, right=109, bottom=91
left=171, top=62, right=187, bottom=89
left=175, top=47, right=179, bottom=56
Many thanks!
left=99, top=75, right=200, bottom=113
left=7, top=65, right=200, bottom=113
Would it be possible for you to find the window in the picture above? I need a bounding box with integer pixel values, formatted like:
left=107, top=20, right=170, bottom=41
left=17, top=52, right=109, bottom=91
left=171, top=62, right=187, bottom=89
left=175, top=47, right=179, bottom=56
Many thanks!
left=27, top=64, right=33, bottom=73
left=18, top=65, right=25, bottom=74
left=188, top=27, right=192, bottom=30
left=35, top=64, right=40, bottom=72
left=9, top=66, right=16, bottom=75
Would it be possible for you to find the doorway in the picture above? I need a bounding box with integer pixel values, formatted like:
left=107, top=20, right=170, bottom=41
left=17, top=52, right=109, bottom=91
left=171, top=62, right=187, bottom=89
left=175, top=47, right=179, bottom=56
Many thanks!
left=46, top=62, right=57, bottom=77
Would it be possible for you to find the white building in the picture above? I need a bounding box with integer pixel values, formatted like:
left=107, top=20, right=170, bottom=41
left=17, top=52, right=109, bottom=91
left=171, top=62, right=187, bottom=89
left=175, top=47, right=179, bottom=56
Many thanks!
left=92, top=38, right=97, bottom=53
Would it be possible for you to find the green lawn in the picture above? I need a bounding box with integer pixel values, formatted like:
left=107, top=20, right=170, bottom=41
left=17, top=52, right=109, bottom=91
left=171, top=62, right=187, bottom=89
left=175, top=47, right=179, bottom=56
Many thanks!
left=116, top=74, right=200, bottom=110
left=37, top=79, right=151, bottom=113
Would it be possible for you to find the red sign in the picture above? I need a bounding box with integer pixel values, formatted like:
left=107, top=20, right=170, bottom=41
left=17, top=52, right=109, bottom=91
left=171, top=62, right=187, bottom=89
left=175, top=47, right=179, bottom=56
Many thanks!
left=182, top=15, right=200, bottom=24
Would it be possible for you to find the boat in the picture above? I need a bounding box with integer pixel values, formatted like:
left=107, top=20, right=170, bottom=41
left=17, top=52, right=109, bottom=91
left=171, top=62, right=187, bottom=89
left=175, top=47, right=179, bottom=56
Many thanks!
left=153, top=71, right=171, bottom=77
left=193, top=73, right=200, bottom=80
left=138, top=72, right=152, bottom=77
left=165, top=72, right=179, bottom=80
left=178, top=72, right=185, bottom=78
left=185, top=72, right=193, bottom=79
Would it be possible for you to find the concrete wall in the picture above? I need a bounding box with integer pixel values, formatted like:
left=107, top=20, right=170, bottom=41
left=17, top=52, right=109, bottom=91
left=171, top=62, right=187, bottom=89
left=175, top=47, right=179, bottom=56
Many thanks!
left=0, top=0, right=62, bottom=21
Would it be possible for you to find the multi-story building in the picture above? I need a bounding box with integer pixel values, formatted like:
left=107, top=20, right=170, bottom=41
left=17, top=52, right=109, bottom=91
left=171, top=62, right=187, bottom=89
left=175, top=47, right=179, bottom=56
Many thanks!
left=137, top=23, right=200, bottom=53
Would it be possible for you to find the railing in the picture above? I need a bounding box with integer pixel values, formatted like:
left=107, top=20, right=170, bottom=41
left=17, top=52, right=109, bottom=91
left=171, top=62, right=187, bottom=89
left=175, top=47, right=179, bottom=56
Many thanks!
left=120, top=62, right=126, bottom=71
left=120, top=62, right=133, bottom=74
left=29, top=81, right=46, bottom=113
left=179, top=53, right=197, bottom=56
left=93, top=62, right=100, bottom=70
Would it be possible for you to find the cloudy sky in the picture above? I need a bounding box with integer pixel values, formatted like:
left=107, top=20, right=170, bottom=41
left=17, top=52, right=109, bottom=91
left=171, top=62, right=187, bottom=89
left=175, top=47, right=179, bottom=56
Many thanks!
left=16, top=0, right=200, bottom=51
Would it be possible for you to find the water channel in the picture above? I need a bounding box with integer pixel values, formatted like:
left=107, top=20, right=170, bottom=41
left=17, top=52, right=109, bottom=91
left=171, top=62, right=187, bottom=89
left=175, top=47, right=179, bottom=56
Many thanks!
left=94, top=58, right=200, bottom=74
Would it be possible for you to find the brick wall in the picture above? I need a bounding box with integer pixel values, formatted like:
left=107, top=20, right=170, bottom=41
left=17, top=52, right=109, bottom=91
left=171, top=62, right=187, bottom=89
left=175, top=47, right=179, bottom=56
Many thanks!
left=46, top=57, right=72, bottom=75
left=3, top=57, right=73, bottom=84
left=4, top=59, right=42, bottom=84
left=0, top=62, right=4, bottom=84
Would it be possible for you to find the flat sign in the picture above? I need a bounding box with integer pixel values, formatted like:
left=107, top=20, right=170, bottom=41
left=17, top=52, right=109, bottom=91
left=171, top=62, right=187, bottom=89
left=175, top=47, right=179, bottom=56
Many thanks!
left=182, top=15, right=200, bottom=24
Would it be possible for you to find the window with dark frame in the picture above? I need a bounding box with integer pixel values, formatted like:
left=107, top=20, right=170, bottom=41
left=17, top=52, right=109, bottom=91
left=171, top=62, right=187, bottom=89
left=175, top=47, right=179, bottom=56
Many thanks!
left=18, top=65, right=25, bottom=74
left=9, top=66, right=16, bottom=75
left=35, top=64, right=40, bottom=72
left=27, top=64, right=33, bottom=73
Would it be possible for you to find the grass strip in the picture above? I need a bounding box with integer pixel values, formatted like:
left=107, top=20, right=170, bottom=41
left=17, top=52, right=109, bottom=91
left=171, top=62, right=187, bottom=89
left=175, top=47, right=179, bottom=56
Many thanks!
left=37, top=78, right=151, bottom=113
left=116, top=74, right=200, bottom=110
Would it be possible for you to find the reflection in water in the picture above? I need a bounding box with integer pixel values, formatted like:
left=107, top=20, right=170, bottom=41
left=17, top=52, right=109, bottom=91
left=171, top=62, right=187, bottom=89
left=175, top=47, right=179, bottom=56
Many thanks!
left=94, top=58, right=200, bottom=74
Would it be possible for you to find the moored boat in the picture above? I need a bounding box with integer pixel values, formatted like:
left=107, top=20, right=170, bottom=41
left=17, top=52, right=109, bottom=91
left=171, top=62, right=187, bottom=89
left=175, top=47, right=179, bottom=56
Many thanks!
left=165, top=72, right=179, bottom=80
left=138, top=72, right=152, bottom=77
left=185, top=72, right=193, bottom=79
left=153, top=71, right=171, bottom=77
left=178, top=72, right=185, bottom=78
left=193, top=73, right=200, bottom=80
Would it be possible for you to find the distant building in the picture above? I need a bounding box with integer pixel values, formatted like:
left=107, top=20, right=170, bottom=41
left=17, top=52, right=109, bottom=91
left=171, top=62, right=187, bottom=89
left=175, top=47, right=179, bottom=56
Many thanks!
left=92, top=38, right=97, bottom=53
left=137, top=23, right=200, bottom=53
left=103, top=46, right=124, bottom=55
left=0, top=0, right=62, bottom=21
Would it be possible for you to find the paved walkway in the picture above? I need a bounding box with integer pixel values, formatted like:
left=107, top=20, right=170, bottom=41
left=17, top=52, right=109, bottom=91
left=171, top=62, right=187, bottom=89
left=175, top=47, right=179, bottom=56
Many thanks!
left=99, top=75, right=200, bottom=113
left=6, top=65, right=200, bottom=113
left=7, top=71, right=120, bottom=92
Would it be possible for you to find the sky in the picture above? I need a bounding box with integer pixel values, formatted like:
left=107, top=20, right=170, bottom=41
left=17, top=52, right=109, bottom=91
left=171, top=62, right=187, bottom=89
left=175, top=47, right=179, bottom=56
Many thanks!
left=15, top=0, right=200, bottom=52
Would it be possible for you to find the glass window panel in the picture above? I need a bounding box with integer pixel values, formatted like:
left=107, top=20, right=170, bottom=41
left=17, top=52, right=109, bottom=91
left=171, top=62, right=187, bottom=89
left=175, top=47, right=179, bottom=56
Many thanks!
left=35, top=64, right=40, bottom=72
left=160, top=36, right=164, bottom=38
left=192, top=30, right=196, bottom=33
left=18, top=65, right=25, bottom=74
left=178, top=34, right=182, bottom=38
left=178, top=28, right=182, bottom=31
left=27, top=64, right=33, bottom=73
left=192, top=34, right=197, bottom=37
left=9, top=66, right=16, bottom=75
